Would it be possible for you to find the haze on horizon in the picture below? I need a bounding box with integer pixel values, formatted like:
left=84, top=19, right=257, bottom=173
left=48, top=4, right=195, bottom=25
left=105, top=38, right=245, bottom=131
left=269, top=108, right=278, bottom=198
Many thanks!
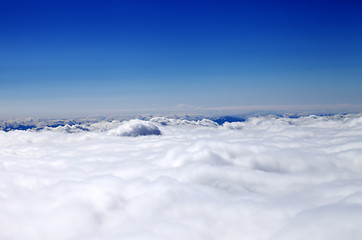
left=1, top=0, right=361, bottom=118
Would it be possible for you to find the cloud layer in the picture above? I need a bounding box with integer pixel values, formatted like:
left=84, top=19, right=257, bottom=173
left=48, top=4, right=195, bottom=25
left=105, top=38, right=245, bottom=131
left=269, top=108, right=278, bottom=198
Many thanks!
left=0, top=114, right=362, bottom=240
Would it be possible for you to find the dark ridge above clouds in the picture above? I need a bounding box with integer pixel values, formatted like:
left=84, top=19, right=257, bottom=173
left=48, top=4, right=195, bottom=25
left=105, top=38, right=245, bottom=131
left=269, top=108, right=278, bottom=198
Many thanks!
left=212, top=116, right=246, bottom=125
left=0, top=119, right=85, bottom=132
left=0, top=112, right=360, bottom=133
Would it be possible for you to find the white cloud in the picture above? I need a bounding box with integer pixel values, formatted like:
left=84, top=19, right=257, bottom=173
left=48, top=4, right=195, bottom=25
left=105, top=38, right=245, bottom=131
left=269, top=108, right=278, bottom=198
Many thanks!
left=107, top=119, right=161, bottom=137
left=0, top=114, right=361, bottom=239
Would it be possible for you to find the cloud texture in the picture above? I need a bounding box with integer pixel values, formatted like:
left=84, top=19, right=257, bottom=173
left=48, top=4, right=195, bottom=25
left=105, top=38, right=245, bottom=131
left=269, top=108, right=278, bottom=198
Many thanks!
left=0, top=115, right=362, bottom=239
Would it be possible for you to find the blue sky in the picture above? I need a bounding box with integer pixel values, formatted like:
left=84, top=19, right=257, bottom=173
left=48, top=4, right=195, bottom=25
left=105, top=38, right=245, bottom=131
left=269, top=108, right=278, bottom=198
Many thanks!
left=1, top=0, right=361, bottom=118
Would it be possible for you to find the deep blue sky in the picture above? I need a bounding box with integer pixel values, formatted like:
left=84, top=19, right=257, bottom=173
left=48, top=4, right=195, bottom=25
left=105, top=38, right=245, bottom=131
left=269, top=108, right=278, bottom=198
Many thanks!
left=1, top=0, right=361, bottom=118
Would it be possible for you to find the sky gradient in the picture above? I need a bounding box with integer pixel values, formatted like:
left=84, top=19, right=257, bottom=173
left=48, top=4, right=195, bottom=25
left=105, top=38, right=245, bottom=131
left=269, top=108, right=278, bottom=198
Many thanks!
left=1, top=0, right=362, bottom=118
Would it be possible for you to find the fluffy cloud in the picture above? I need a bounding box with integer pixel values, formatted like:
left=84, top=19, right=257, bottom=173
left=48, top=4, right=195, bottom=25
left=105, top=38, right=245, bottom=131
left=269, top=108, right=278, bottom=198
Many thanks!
left=0, top=114, right=361, bottom=240
left=108, top=119, right=161, bottom=137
